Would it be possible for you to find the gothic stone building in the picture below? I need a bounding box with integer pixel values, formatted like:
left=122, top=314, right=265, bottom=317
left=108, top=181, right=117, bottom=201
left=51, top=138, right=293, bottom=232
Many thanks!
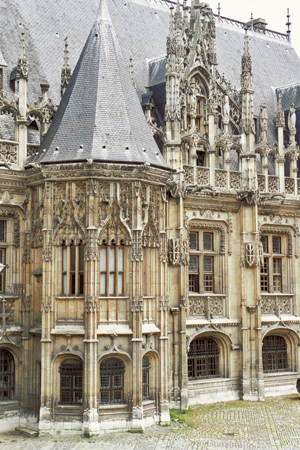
left=1, top=0, right=300, bottom=436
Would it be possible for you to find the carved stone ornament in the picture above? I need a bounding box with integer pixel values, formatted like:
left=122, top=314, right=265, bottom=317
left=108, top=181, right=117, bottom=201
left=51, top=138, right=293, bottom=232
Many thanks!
left=131, top=297, right=143, bottom=313
left=84, top=296, right=98, bottom=313
left=132, top=229, right=143, bottom=262
left=244, top=242, right=263, bottom=268
left=41, top=296, right=52, bottom=313
left=168, top=238, right=189, bottom=265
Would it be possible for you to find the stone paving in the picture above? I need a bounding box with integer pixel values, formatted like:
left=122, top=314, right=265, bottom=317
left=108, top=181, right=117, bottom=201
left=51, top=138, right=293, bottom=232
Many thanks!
left=1, top=396, right=300, bottom=449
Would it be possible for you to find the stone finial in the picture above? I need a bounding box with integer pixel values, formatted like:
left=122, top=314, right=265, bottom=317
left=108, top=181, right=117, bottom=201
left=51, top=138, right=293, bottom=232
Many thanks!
left=259, top=102, right=268, bottom=142
left=61, top=38, right=72, bottom=96
left=276, top=90, right=285, bottom=128
left=286, top=8, right=291, bottom=41
left=16, top=28, right=28, bottom=81
left=288, top=103, right=296, bottom=146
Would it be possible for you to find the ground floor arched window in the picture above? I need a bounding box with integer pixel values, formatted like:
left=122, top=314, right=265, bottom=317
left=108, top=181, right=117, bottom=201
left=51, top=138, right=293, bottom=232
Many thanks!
left=59, top=359, right=83, bottom=405
left=0, top=349, right=14, bottom=400
left=262, top=335, right=288, bottom=373
left=188, top=337, right=220, bottom=380
left=100, top=358, right=124, bottom=404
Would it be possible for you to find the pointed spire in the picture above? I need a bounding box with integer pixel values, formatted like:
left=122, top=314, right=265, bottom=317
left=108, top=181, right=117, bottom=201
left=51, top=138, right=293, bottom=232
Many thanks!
left=61, top=38, right=72, bottom=96
left=96, top=0, right=111, bottom=24
left=34, top=0, right=169, bottom=170
left=16, top=28, right=28, bottom=81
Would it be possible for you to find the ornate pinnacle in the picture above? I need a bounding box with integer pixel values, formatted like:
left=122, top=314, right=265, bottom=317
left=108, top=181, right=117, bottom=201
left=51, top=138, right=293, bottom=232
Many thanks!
left=16, top=28, right=28, bottom=81
left=61, top=38, right=72, bottom=96
left=276, top=90, right=285, bottom=128
left=241, top=30, right=252, bottom=90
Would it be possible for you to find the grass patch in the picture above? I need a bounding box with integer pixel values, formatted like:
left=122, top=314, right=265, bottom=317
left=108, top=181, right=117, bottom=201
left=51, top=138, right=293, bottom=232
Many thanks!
left=170, top=408, right=193, bottom=427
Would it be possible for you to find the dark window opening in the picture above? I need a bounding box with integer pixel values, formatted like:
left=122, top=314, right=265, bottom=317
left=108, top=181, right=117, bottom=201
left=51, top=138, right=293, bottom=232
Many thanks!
left=262, top=335, right=287, bottom=373
left=100, top=358, right=125, bottom=404
left=0, top=350, right=14, bottom=400
left=142, top=356, right=150, bottom=399
left=188, top=337, right=220, bottom=379
left=60, top=359, right=83, bottom=405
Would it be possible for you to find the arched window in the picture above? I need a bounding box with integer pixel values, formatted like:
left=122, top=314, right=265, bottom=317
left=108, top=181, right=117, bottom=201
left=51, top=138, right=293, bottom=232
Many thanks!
left=100, top=358, right=125, bottom=404
left=59, top=359, right=83, bottom=405
left=188, top=337, right=220, bottom=380
left=0, top=349, right=14, bottom=400
left=142, top=356, right=150, bottom=399
left=262, top=335, right=288, bottom=373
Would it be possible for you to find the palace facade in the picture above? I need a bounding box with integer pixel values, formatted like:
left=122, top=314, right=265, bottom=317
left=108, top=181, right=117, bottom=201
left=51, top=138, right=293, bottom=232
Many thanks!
left=1, top=0, right=300, bottom=435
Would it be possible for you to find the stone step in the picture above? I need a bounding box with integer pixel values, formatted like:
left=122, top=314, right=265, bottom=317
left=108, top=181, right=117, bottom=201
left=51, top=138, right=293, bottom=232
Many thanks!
left=15, top=426, right=39, bottom=437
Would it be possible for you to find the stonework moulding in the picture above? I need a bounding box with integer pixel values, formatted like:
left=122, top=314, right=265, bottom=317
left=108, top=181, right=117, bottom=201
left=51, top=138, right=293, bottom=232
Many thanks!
left=186, top=218, right=229, bottom=254
left=259, top=224, right=295, bottom=257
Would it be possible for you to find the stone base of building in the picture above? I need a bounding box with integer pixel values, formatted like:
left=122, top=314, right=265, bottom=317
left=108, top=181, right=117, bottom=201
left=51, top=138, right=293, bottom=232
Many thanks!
left=187, top=378, right=242, bottom=406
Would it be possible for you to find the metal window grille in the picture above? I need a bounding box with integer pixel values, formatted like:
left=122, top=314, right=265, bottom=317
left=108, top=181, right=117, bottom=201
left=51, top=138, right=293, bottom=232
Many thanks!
left=188, top=338, right=220, bottom=379
left=142, top=356, right=150, bottom=399
left=0, top=350, right=14, bottom=400
left=59, top=359, right=83, bottom=405
left=0, top=249, right=5, bottom=292
left=0, top=221, right=5, bottom=242
left=262, top=335, right=287, bottom=373
left=100, top=358, right=125, bottom=404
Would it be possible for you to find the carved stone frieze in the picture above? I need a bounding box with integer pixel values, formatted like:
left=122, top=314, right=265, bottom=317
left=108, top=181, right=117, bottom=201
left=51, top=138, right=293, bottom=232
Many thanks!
left=261, top=295, right=292, bottom=316
left=168, top=238, right=189, bottom=265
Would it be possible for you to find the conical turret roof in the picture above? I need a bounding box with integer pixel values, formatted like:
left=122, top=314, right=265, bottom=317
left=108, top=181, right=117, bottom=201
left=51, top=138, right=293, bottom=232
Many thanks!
left=33, top=0, right=169, bottom=170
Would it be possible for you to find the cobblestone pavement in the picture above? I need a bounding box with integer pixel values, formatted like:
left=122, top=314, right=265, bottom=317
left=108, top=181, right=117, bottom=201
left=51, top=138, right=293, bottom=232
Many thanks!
left=1, top=396, right=300, bottom=449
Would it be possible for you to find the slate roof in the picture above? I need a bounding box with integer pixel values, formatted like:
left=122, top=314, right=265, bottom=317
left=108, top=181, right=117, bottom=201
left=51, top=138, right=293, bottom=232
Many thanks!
left=33, top=0, right=170, bottom=169
left=1, top=0, right=300, bottom=146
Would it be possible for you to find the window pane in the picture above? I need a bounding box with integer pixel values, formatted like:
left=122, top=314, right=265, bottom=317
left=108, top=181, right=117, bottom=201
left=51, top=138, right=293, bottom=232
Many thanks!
left=204, top=256, right=213, bottom=272
left=189, top=255, right=198, bottom=272
left=100, top=248, right=107, bottom=271
left=70, top=273, right=76, bottom=295
left=189, top=233, right=197, bottom=250
left=189, top=274, right=199, bottom=292
left=70, top=247, right=76, bottom=271
left=100, top=273, right=106, bottom=295
left=261, top=236, right=268, bottom=253
left=203, top=233, right=213, bottom=251
left=118, top=248, right=123, bottom=270
left=118, top=274, right=123, bottom=295
left=273, top=258, right=281, bottom=274
left=63, top=274, right=67, bottom=295
left=109, top=248, right=115, bottom=271
left=109, top=273, right=115, bottom=295
left=79, top=274, right=84, bottom=295
left=62, top=247, right=67, bottom=271
left=79, top=247, right=84, bottom=272
left=272, top=237, right=281, bottom=254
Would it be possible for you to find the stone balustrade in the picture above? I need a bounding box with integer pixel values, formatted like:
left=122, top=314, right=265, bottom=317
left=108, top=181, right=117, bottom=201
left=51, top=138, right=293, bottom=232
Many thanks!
left=188, top=294, right=225, bottom=318
left=261, top=294, right=293, bottom=315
